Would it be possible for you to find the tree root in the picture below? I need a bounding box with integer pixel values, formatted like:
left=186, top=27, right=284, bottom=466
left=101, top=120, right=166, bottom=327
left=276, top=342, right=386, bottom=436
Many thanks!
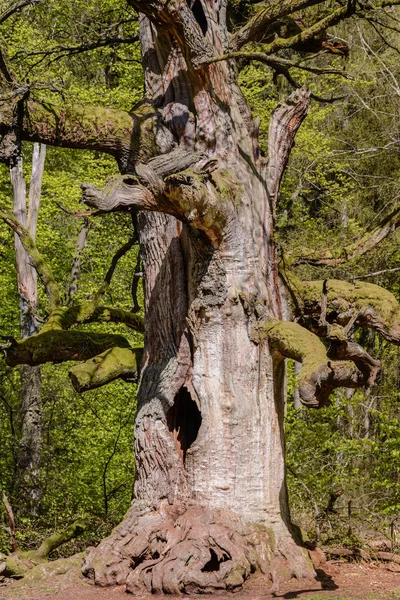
left=0, top=519, right=86, bottom=579
left=82, top=502, right=315, bottom=594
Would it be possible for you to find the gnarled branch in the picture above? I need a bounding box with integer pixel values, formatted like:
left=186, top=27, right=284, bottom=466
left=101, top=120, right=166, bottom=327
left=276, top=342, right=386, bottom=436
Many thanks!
left=82, top=153, right=237, bottom=246
left=291, top=278, right=400, bottom=344
left=262, top=320, right=380, bottom=408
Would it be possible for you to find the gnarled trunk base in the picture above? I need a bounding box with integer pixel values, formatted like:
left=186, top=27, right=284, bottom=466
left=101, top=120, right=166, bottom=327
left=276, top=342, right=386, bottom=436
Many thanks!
left=82, top=502, right=315, bottom=594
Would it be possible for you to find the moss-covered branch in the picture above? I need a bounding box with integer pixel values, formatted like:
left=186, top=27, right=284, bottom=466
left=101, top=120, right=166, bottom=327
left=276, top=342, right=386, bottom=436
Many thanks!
left=231, top=0, right=325, bottom=50
left=0, top=519, right=86, bottom=578
left=231, top=0, right=400, bottom=52
left=290, top=207, right=400, bottom=267
left=3, top=330, right=131, bottom=367
left=69, top=346, right=142, bottom=392
left=32, top=520, right=87, bottom=560
left=2, top=329, right=142, bottom=392
left=289, top=278, right=400, bottom=344
left=77, top=305, right=145, bottom=332
left=0, top=205, right=61, bottom=311
left=261, top=320, right=380, bottom=407
left=1, top=97, right=168, bottom=170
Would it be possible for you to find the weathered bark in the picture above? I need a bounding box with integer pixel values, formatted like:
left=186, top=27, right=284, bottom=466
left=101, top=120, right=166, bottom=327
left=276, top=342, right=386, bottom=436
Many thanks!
left=10, top=142, right=45, bottom=515
left=82, top=8, right=314, bottom=593
left=4, top=0, right=400, bottom=594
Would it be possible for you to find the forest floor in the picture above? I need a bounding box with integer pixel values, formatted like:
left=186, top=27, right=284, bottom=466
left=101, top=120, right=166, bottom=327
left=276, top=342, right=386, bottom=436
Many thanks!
left=0, top=558, right=400, bottom=600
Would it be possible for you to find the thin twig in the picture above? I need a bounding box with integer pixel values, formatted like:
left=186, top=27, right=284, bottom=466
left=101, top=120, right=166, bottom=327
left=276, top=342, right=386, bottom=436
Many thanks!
left=353, top=266, right=400, bottom=280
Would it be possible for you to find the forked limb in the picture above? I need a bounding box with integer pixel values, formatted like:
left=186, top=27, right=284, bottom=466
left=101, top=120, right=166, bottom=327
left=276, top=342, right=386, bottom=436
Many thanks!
left=262, top=320, right=380, bottom=407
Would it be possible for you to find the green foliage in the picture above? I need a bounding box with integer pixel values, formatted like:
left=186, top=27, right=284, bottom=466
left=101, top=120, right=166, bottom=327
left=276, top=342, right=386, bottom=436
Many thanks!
left=1, top=0, right=400, bottom=560
left=238, top=15, right=400, bottom=546
left=0, top=0, right=144, bottom=553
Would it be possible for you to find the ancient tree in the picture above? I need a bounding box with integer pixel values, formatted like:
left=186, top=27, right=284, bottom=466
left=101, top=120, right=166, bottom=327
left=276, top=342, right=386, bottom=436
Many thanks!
left=2, top=0, right=400, bottom=593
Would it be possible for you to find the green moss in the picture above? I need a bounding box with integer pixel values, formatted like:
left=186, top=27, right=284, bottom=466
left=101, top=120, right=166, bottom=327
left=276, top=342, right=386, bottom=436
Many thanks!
left=69, top=346, right=142, bottom=392
left=5, top=330, right=131, bottom=368
left=4, top=556, right=28, bottom=578
left=261, top=320, right=327, bottom=383
left=26, top=100, right=135, bottom=147
left=297, top=279, right=400, bottom=324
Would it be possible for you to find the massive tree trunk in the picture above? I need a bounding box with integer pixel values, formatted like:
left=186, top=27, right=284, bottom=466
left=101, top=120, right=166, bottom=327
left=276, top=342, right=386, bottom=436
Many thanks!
left=82, top=6, right=314, bottom=593
left=10, top=142, right=46, bottom=514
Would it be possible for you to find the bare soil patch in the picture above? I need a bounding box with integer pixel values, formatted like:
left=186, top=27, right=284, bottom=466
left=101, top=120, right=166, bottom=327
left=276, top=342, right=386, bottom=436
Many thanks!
left=0, top=558, right=399, bottom=600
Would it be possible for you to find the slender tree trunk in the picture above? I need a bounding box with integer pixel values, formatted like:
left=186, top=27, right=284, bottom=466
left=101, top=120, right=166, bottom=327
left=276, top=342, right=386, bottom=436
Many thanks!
left=83, top=9, right=314, bottom=593
left=10, top=142, right=46, bottom=514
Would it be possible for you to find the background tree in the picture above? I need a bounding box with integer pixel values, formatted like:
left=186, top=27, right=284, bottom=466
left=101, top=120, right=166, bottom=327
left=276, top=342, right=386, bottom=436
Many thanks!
left=11, top=141, right=45, bottom=515
left=1, top=0, right=400, bottom=594
left=0, top=0, right=144, bottom=554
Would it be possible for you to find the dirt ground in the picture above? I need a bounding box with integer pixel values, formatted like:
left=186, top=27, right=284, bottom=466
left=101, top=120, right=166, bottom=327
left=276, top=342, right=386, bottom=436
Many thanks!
left=1, top=559, right=400, bottom=600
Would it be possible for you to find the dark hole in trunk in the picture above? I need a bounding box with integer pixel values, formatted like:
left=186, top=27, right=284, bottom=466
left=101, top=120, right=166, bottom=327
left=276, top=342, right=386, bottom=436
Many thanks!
left=167, top=386, right=202, bottom=461
left=201, top=548, right=230, bottom=572
left=187, top=0, right=208, bottom=35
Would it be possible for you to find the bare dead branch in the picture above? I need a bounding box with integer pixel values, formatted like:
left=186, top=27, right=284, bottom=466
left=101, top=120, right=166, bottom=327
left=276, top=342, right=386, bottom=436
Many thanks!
left=204, top=51, right=351, bottom=79
left=353, top=266, right=400, bottom=280
left=266, top=88, right=310, bottom=208
left=291, top=206, right=400, bottom=266
left=67, top=219, right=89, bottom=303
left=0, top=0, right=39, bottom=25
